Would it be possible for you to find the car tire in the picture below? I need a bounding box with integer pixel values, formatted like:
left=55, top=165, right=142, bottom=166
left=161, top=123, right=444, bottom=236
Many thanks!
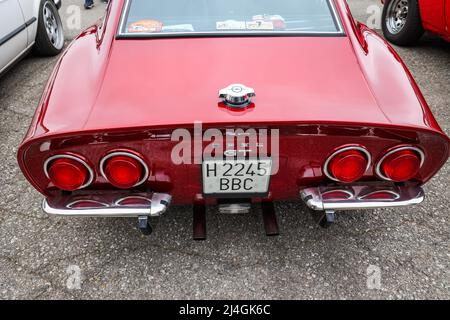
left=34, top=0, right=65, bottom=56
left=382, top=0, right=424, bottom=46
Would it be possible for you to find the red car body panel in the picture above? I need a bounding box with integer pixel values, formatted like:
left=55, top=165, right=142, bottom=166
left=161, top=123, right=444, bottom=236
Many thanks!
left=18, top=0, right=449, bottom=205
left=420, top=0, right=450, bottom=40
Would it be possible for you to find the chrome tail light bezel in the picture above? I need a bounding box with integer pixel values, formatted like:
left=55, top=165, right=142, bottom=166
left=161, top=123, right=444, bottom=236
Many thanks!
left=99, top=151, right=150, bottom=188
left=43, top=154, right=95, bottom=190
left=375, top=146, right=425, bottom=181
left=323, top=146, right=372, bottom=182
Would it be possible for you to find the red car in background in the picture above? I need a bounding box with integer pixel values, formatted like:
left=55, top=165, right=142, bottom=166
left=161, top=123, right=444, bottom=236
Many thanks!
left=382, top=0, right=450, bottom=45
left=17, top=0, right=449, bottom=239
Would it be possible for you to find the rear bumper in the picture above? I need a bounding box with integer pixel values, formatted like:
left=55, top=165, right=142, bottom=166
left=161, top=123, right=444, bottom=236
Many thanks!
left=301, top=185, right=424, bottom=211
left=42, top=185, right=424, bottom=217
left=43, top=192, right=171, bottom=217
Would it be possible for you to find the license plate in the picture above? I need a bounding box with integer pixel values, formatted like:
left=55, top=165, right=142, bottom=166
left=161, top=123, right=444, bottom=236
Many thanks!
left=202, top=159, right=272, bottom=195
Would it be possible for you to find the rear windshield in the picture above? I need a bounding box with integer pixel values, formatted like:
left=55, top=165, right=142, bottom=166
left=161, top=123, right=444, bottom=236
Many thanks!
left=119, top=0, right=342, bottom=37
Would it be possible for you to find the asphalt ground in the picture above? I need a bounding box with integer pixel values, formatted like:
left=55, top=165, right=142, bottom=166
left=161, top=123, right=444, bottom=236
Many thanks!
left=0, top=0, right=449, bottom=299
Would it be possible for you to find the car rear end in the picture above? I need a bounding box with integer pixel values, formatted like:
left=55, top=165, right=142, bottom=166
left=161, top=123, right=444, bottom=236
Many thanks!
left=18, top=123, right=449, bottom=220
left=17, top=0, right=450, bottom=236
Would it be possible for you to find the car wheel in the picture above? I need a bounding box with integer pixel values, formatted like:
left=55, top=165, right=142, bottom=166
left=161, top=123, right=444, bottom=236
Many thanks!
left=34, top=0, right=64, bottom=56
left=382, top=0, right=424, bottom=46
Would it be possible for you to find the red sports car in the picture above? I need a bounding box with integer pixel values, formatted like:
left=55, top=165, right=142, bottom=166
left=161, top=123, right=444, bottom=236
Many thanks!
left=382, top=0, right=450, bottom=45
left=17, top=0, right=449, bottom=238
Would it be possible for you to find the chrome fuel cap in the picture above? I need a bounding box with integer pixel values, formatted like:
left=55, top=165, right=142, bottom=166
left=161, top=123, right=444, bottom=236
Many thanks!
left=219, top=84, right=255, bottom=108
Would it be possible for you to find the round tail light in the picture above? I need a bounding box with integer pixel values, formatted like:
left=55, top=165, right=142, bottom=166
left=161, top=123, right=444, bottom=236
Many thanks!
left=377, top=148, right=423, bottom=182
left=101, top=152, right=148, bottom=189
left=46, top=156, right=92, bottom=191
left=325, top=147, right=370, bottom=183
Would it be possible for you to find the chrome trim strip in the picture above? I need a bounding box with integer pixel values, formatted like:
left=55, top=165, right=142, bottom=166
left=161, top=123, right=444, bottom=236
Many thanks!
left=99, top=151, right=150, bottom=188
left=117, top=0, right=130, bottom=37
left=328, top=0, right=344, bottom=33
left=43, top=154, right=95, bottom=189
left=43, top=193, right=171, bottom=217
left=117, top=30, right=346, bottom=38
left=323, top=146, right=372, bottom=182
left=375, top=146, right=425, bottom=181
left=301, top=186, right=424, bottom=211
left=117, top=0, right=345, bottom=37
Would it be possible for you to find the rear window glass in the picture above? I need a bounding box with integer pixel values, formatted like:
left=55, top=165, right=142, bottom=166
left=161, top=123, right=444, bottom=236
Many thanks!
left=119, top=0, right=342, bottom=36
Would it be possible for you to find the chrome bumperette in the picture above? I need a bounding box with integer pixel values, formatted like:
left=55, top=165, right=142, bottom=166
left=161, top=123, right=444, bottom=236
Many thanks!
left=43, top=193, right=172, bottom=217
left=300, top=185, right=424, bottom=211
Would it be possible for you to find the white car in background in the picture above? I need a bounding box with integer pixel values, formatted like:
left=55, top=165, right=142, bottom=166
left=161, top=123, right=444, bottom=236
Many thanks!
left=0, top=0, right=64, bottom=75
